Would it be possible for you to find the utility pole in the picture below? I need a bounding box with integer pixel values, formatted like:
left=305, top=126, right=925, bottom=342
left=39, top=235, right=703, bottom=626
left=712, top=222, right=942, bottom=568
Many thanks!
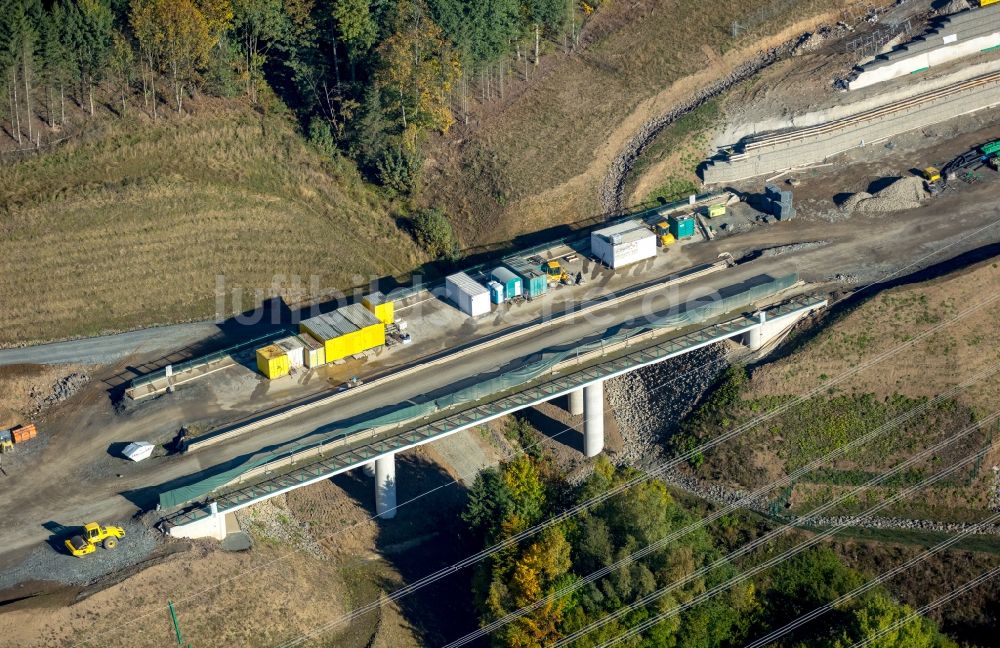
left=168, top=600, right=192, bottom=647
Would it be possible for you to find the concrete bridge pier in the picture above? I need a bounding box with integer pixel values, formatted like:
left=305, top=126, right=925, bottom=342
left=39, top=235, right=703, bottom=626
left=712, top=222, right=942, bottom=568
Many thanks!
left=568, top=388, right=584, bottom=416
left=744, top=311, right=767, bottom=351
left=583, top=381, right=605, bottom=457
left=363, top=461, right=376, bottom=477
left=375, top=453, right=397, bottom=519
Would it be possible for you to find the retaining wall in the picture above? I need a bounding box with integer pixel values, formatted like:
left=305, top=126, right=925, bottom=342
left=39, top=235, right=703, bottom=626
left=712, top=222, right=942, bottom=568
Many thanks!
left=850, top=5, right=1000, bottom=90
left=703, top=71, right=1000, bottom=184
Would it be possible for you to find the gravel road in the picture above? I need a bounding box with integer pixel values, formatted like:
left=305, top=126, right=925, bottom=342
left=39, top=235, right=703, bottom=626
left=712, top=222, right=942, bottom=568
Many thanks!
left=0, top=321, right=220, bottom=366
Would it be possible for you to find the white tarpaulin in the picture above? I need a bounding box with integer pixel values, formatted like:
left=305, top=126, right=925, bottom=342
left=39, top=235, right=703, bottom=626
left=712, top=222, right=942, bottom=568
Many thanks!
left=123, top=441, right=155, bottom=462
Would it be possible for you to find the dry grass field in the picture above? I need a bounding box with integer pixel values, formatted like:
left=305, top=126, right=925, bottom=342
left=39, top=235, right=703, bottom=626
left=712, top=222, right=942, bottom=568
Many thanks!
left=421, top=0, right=854, bottom=244
left=0, top=103, right=424, bottom=347
left=679, top=259, right=1000, bottom=523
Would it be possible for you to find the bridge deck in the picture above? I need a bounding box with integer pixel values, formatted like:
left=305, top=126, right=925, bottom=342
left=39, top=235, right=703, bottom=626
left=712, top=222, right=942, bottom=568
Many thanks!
left=163, top=295, right=825, bottom=529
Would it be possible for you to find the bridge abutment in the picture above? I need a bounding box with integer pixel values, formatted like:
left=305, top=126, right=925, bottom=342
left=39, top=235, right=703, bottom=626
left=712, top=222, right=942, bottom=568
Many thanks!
left=375, top=454, right=397, bottom=519
left=583, top=381, right=605, bottom=457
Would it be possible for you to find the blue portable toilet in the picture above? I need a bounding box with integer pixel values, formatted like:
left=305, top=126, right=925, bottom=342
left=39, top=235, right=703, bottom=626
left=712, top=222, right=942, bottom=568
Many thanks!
left=487, top=280, right=505, bottom=304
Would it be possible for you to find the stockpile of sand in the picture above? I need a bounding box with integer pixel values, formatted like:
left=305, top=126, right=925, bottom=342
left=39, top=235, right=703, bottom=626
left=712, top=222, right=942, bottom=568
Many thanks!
left=840, top=176, right=928, bottom=214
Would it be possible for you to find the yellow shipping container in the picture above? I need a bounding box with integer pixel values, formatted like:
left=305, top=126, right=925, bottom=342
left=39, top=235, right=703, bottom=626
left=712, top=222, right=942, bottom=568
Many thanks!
left=321, top=323, right=386, bottom=361
left=256, top=345, right=291, bottom=379
left=362, top=291, right=395, bottom=325
left=300, top=304, right=386, bottom=363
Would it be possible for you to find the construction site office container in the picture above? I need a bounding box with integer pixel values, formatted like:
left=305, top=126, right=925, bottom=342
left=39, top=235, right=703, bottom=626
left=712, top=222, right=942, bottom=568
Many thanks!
left=300, top=304, right=386, bottom=363
left=11, top=424, right=36, bottom=443
left=503, top=257, right=547, bottom=298
left=256, top=345, right=291, bottom=379
left=362, top=291, right=395, bottom=325
left=276, top=336, right=305, bottom=368
left=490, top=267, right=523, bottom=299
left=668, top=214, right=696, bottom=239
left=707, top=204, right=726, bottom=218
left=297, top=333, right=326, bottom=368
left=488, top=280, right=505, bottom=304
left=445, top=272, right=491, bottom=317
left=591, top=220, right=657, bottom=269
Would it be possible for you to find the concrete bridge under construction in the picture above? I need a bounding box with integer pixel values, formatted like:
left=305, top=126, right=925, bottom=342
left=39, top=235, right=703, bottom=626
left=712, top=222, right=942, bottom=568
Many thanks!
left=162, top=283, right=826, bottom=541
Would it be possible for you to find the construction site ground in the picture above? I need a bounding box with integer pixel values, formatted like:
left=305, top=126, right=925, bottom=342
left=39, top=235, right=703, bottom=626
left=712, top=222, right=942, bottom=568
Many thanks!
left=8, top=5, right=1000, bottom=642
left=4, top=115, right=1000, bottom=554
left=714, top=0, right=1000, bottom=146
left=0, top=434, right=501, bottom=647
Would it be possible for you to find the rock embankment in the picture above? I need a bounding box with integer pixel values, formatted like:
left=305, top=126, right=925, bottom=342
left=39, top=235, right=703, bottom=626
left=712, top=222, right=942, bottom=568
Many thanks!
left=605, top=335, right=1000, bottom=538
left=606, top=342, right=735, bottom=468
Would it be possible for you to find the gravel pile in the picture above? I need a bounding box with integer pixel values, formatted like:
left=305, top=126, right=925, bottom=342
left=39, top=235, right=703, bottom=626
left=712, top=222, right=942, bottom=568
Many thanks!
left=839, top=192, right=872, bottom=213
left=841, top=177, right=927, bottom=214
left=606, top=343, right=734, bottom=469
left=0, top=519, right=160, bottom=588
left=936, top=0, right=971, bottom=15
left=760, top=240, right=830, bottom=257
left=29, top=372, right=90, bottom=415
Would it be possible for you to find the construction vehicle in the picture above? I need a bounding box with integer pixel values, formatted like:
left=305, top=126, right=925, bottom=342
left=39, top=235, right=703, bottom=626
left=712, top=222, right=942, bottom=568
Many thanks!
left=64, top=522, right=126, bottom=557
left=0, top=430, right=12, bottom=453
left=654, top=222, right=676, bottom=247
left=941, top=139, right=1000, bottom=180
left=545, top=260, right=570, bottom=284
left=921, top=167, right=941, bottom=183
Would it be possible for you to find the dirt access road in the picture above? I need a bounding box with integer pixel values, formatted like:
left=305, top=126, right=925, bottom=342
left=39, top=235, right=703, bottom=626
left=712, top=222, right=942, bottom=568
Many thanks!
left=0, top=321, right=221, bottom=366
left=3, top=170, right=1000, bottom=566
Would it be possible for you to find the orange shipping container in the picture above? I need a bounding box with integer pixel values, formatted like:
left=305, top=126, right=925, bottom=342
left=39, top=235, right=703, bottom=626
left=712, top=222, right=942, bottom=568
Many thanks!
left=12, top=424, right=36, bottom=443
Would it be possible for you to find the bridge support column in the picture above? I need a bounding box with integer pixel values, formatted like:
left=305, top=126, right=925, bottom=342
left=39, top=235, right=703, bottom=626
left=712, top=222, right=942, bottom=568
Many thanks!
left=375, top=454, right=397, bottom=519
left=568, top=388, right=584, bottom=416
left=363, top=461, right=375, bottom=477
left=745, top=311, right=766, bottom=351
left=583, top=381, right=605, bottom=458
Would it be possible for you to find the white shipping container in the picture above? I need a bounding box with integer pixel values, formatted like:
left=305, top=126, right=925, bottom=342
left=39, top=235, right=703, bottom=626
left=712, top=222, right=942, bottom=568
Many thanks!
left=445, top=272, right=491, bottom=317
left=591, top=220, right=657, bottom=269
left=276, top=336, right=305, bottom=368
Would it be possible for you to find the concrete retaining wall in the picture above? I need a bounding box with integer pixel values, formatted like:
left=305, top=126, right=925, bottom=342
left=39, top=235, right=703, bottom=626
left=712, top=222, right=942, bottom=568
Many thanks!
left=703, top=72, right=1000, bottom=184
left=850, top=5, right=1000, bottom=90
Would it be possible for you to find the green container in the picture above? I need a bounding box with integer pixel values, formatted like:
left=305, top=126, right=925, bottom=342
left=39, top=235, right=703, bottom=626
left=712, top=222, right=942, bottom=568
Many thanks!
left=981, top=140, right=1000, bottom=157
left=490, top=267, right=523, bottom=299
left=668, top=214, right=696, bottom=239
left=503, top=257, right=547, bottom=298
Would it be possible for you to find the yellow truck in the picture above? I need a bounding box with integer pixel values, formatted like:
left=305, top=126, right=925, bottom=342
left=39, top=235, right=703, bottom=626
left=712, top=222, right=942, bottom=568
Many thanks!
left=64, top=522, right=125, bottom=557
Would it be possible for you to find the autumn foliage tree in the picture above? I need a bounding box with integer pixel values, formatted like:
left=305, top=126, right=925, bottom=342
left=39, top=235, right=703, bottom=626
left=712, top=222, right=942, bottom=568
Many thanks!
left=375, top=0, right=460, bottom=148
left=462, top=448, right=955, bottom=648
left=131, top=0, right=218, bottom=113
